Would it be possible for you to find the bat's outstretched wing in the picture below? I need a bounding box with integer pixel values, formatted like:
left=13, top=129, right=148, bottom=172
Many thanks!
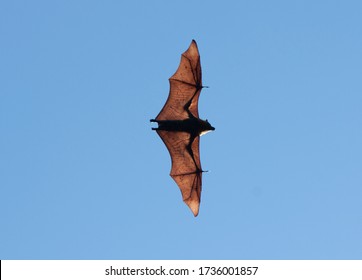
left=156, top=130, right=202, bottom=216
left=155, top=40, right=202, bottom=121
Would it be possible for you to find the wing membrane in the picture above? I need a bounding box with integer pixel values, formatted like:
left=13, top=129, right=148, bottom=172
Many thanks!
left=156, top=40, right=202, bottom=121
left=156, top=130, right=202, bottom=216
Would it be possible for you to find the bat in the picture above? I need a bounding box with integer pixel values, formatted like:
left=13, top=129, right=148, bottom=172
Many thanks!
left=150, top=40, right=214, bottom=216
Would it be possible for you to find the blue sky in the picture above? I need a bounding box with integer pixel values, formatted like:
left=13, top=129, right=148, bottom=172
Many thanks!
left=1, top=0, right=362, bottom=259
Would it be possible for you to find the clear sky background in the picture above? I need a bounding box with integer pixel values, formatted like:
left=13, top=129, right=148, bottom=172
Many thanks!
left=1, top=0, right=361, bottom=259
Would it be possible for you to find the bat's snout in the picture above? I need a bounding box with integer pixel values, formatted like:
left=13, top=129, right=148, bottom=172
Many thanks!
left=204, top=119, right=215, bottom=131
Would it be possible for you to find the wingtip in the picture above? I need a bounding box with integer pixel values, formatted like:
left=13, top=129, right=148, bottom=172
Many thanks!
left=184, top=40, right=199, bottom=58
left=186, top=200, right=200, bottom=217
left=190, top=39, right=198, bottom=47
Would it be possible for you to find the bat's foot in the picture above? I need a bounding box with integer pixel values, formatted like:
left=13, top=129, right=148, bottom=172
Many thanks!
left=150, top=119, right=159, bottom=130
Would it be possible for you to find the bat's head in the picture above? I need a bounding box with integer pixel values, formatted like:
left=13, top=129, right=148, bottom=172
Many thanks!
left=199, top=119, right=215, bottom=136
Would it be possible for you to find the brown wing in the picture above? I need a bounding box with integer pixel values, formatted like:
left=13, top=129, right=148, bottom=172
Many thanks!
left=156, top=130, right=202, bottom=216
left=155, top=40, right=202, bottom=121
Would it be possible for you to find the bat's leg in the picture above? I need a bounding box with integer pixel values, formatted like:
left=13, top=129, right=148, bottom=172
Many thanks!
left=150, top=120, right=177, bottom=131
